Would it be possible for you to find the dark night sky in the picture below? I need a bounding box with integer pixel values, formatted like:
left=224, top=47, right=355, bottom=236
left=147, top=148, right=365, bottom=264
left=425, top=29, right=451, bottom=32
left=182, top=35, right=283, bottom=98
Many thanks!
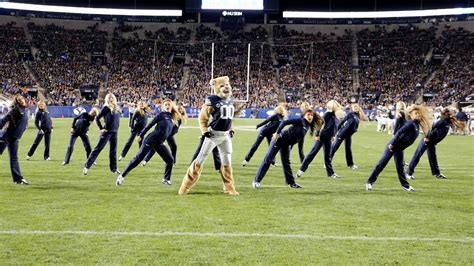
left=6, top=0, right=472, bottom=10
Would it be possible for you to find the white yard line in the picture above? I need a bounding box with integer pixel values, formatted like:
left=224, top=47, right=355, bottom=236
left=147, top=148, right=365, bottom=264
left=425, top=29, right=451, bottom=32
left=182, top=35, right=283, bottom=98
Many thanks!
left=0, top=230, right=471, bottom=243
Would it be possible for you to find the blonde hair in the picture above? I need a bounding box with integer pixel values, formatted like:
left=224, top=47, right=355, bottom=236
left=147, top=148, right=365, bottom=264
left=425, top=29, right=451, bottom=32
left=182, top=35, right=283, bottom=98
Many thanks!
left=406, top=105, right=431, bottom=134
left=162, top=99, right=181, bottom=125
left=350, top=103, right=367, bottom=121
left=136, top=101, right=153, bottom=116
left=326, top=100, right=344, bottom=119
left=37, top=101, right=48, bottom=112
left=396, top=101, right=406, bottom=118
left=89, top=107, right=99, bottom=117
left=104, top=93, right=120, bottom=113
left=177, top=104, right=188, bottom=124
left=299, top=102, right=312, bottom=113
left=274, top=104, right=288, bottom=118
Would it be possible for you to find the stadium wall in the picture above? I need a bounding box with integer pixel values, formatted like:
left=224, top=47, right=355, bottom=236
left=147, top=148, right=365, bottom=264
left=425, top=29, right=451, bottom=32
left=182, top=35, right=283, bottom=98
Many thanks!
left=2, top=15, right=474, bottom=38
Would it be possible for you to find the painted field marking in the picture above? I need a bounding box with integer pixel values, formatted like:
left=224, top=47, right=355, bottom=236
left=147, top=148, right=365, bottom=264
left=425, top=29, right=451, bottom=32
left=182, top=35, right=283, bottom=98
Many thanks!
left=0, top=230, right=472, bottom=243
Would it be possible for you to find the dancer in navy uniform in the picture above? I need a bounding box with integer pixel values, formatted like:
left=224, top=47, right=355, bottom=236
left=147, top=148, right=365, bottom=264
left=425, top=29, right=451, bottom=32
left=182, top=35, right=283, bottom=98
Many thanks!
left=179, top=76, right=239, bottom=196
left=242, top=104, right=287, bottom=166
left=366, top=105, right=431, bottom=192
left=116, top=99, right=180, bottom=186
left=83, top=93, right=121, bottom=175
left=455, top=107, right=469, bottom=135
left=0, top=95, right=30, bottom=185
left=252, top=109, right=323, bottom=189
left=142, top=104, right=187, bottom=166
left=118, top=101, right=152, bottom=161
left=394, top=101, right=407, bottom=134
left=62, top=108, right=99, bottom=165
left=26, top=102, right=53, bottom=160
left=297, top=100, right=343, bottom=179
left=294, top=101, right=313, bottom=163
left=330, top=103, right=366, bottom=170
left=406, top=108, right=458, bottom=180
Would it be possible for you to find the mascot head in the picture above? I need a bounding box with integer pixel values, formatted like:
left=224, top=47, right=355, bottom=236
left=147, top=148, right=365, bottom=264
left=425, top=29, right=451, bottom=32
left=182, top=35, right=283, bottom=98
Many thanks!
left=210, top=76, right=232, bottom=99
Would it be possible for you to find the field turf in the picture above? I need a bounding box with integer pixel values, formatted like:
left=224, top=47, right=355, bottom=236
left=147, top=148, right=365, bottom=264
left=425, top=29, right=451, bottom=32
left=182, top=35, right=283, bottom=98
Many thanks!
left=0, top=118, right=472, bottom=264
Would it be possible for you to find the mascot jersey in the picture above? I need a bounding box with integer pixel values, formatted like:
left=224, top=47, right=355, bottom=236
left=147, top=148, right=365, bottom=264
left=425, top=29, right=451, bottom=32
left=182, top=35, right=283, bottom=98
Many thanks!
left=205, top=95, right=234, bottom=131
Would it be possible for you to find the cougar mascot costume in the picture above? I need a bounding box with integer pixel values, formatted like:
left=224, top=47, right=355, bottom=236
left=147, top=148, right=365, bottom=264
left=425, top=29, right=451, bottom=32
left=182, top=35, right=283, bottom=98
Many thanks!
left=179, top=76, right=239, bottom=196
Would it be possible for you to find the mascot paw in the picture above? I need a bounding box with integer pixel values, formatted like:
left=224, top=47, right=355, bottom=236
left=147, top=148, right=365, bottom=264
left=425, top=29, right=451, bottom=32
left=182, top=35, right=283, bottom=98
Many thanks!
left=227, top=190, right=239, bottom=196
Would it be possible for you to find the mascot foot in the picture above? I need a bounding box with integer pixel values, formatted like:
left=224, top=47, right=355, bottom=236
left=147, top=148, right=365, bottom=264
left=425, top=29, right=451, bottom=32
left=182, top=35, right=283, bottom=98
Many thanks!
left=220, top=165, right=239, bottom=196
left=178, top=161, right=203, bottom=195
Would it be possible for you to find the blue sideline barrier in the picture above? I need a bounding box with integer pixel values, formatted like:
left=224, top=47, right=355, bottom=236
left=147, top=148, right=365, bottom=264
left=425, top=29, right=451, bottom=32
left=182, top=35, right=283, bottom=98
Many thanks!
left=44, top=106, right=378, bottom=120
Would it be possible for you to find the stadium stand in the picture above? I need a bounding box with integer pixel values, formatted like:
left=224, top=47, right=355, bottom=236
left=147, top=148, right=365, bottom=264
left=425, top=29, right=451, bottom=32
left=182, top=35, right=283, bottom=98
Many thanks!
left=0, top=19, right=472, bottom=109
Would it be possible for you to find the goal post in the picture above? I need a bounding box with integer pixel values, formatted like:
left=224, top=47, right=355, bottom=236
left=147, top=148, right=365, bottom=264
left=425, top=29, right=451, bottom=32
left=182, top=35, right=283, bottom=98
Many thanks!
left=210, top=42, right=250, bottom=103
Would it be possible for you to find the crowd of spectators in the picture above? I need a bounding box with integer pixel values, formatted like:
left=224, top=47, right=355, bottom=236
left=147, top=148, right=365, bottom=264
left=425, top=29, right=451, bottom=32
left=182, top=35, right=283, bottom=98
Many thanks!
left=357, top=25, right=436, bottom=106
left=0, top=21, right=472, bottom=110
left=274, top=26, right=353, bottom=108
left=107, top=26, right=190, bottom=105
left=182, top=25, right=281, bottom=109
left=116, top=24, right=143, bottom=33
left=0, top=23, right=37, bottom=105
left=144, top=27, right=191, bottom=42
left=28, top=23, right=107, bottom=59
left=424, top=26, right=474, bottom=106
left=27, top=23, right=107, bottom=105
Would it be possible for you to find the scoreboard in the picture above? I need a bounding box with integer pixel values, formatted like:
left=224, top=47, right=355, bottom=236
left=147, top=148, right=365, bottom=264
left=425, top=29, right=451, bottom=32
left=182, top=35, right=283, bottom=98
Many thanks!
left=201, top=0, right=263, bottom=10
left=186, top=0, right=279, bottom=12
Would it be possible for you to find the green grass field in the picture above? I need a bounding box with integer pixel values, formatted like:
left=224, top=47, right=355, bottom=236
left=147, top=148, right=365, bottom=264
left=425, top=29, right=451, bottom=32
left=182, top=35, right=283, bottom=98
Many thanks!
left=0, top=118, right=473, bottom=264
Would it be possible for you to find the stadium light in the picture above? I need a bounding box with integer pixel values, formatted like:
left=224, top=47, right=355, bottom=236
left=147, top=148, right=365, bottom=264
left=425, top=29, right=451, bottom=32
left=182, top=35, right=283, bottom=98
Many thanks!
left=201, top=0, right=263, bottom=10
left=0, top=2, right=182, bottom=16
left=283, top=8, right=474, bottom=19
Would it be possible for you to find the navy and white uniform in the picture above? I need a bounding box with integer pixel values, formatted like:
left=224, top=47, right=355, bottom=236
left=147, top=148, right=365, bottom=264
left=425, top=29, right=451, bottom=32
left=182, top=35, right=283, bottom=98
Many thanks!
left=367, top=120, right=420, bottom=188
left=254, top=118, right=310, bottom=185
left=120, top=111, right=148, bottom=158
left=330, top=111, right=359, bottom=167
left=194, top=95, right=235, bottom=166
left=394, top=112, right=406, bottom=134
left=63, top=112, right=94, bottom=164
left=407, top=118, right=451, bottom=176
left=299, top=111, right=337, bottom=177
left=244, top=113, right=284, bottom=163
left=144, top=119, right=181, bottom=164
left=27, top=109, right=53, bottom=159
left=84, top=106, right=120, bottom=172
left=0, top=106, right=29, bottom=182
left=121, top=112, right=175, bottom=181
